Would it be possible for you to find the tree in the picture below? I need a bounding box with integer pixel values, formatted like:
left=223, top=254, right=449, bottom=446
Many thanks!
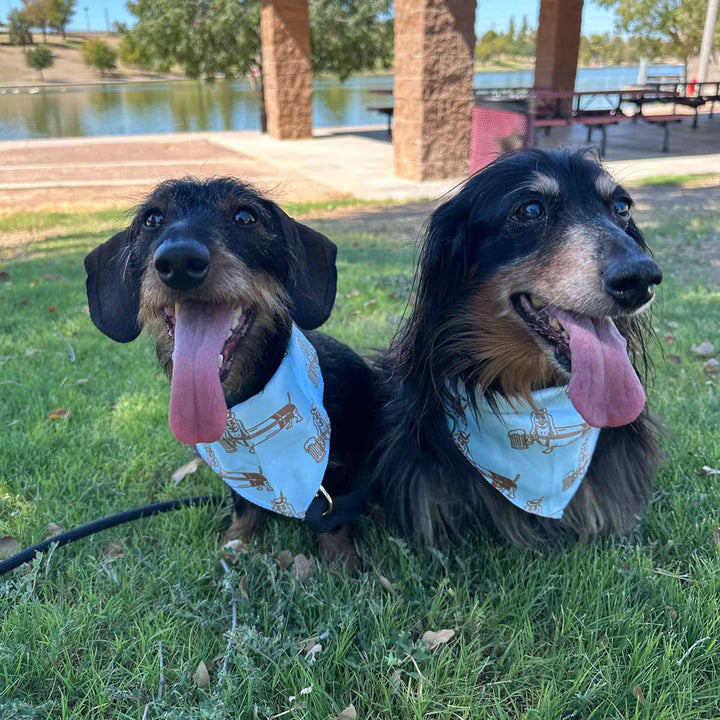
left=82, top=38, right=117, bottom=77
left=26, top=44, right=53, bottom=80
left=123, top=0, right=394, bottom=132
left=309, top=0, right=393, bottom=81
left=8, top=9, right=33, bottom=48
left=48, top=0, right=76, bottom=38
left=22, top=0, right=51, bottom=42
left=598, top=0, right=720, bottom=72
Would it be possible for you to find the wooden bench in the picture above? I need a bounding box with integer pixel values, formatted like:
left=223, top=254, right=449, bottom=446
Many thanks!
left=640, top=114, right=685, bottom=152
left=367, top=106, right=393, bottom=137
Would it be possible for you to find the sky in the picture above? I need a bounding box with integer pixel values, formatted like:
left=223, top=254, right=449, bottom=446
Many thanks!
left=5, top=0, right=617, bottom=36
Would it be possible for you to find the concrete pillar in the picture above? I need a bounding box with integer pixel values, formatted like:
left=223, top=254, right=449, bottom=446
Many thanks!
left=393, top=0, right=476, bottom=181
left=534, top=0, right=584, bottom=92
left=261, top=0, right=313, bottom=140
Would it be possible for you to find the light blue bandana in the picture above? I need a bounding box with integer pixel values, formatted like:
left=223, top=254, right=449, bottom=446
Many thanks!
left=446, top=384, right=600, bottom=519
left=196, top=325, right=330, bottom=519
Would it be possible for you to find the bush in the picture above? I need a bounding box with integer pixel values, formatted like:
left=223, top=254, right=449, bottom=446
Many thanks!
left=118, top=33, right=152, bottom=70
left=25, top=44, right=53, bottom=80
left=82, top=39, right=118, bottom=77
left=8, top=9, right=33, bottom=47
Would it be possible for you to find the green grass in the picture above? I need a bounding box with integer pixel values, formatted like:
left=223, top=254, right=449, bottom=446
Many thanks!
left=1, top=197, right=719, bottom=719
left=632, top=173, right=720, bottom=189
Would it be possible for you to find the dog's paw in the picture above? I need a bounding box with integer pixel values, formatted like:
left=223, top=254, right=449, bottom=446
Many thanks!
left=220, top=506, right=264, bottom=545
left=316, top=525, right=361, bottom=574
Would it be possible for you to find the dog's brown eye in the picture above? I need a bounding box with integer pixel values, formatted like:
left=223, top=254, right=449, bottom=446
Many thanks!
left=613, top=199, right=631, bottom=217
left=144, top=211, right=164, bottom=228
left=234, top=209, right=256, bottom=225
left=515, top=202, right=544, bottom=221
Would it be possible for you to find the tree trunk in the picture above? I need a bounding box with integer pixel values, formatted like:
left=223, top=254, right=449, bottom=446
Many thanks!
left=249, top=63, right=267, bottom=134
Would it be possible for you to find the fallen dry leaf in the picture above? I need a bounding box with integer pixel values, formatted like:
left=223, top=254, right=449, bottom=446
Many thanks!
left=47, top=306, right=56, bottom=313
left=194, top=660, right=210, bottom=688
left=306, top=643, right=322, bottom=661
left=75, top=378, right=89, bottom=385
left=291, top=554, right=315, bottom=582
left=81, top=305, right=91, bottom=315
left=663, top=334, right=675, bottom=345
left=713, top=529, right=720, bottom=548
left=172, top=457, right=202, bottom=485
left=0, top=536, right=20, bottom=558
left=704, top=359, right=720, bottom=376
left=43, top=523, right=65, bottom=539
left=378, top=574, right=395, bottom=593
left=240, top=576, right=250, bottom=602
left=0, top=271, right=9, bottom=281
left=421, top=628, right=456, bottom=650
left=667, top=354, right=682, bottom=365
left=333, top=705, right=357, bottom=720
left=278, top=549, right=294, bottom=570
left=101, top=540, right=125, bottom=562
left=40, top=274, right=63, bottom=282
left=46, top=408, right=70, bottom=420
left=702, top=466, right=720, bottom=475
left=691, top=340, right=715, bottom=358
left=633, top=685, right=647, bottom=706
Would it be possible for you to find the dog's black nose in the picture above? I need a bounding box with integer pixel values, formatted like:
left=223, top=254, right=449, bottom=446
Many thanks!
left=604, top=257, right=662, bottom=310
left=154, top=239, right=210, bottom=290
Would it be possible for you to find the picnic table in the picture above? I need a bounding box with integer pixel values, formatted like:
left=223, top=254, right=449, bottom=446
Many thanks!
left=373, top=82, right=714, bottom=158
left=528, top=87, right=695, bottom=154
left=367, top=89, right=394, bottom=136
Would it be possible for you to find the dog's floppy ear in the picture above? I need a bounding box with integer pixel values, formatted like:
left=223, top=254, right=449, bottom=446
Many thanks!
left=275, top=209, right=338, bottom=330
left=84, top=230, right=141, bottom=343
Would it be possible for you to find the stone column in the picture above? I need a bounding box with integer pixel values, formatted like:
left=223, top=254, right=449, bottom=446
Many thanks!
left=534, top=0, right=584, bottom=92
left=261, top=0, right=313, bottom=140
left=393, top=0, right=476, bottom=181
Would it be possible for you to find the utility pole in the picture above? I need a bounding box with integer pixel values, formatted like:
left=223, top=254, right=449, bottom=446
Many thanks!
left=84, top=6, right=91, bottom=33
left=697, top=0, right=719, bottom=85
left=104, top=7, right=111, bottom=33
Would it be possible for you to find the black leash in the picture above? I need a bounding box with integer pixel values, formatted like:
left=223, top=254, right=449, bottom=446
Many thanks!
left=0, top=494, right=224, bottom=576
left=0, top=486, right=369, bottom=576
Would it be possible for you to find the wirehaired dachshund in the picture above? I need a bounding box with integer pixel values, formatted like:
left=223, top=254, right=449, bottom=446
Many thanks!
left=372, top=149, right=662, bottom=546
left=84, top=178, right=375, bottom=566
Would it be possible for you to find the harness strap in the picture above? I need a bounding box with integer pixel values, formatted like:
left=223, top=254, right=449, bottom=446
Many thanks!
left=304, top=485, right=370, bottom=534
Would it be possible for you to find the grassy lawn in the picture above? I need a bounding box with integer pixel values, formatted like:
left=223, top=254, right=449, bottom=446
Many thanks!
left=1, top=190, right=719, bottom=719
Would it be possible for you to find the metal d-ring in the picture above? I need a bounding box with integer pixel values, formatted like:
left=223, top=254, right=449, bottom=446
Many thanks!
left=317, top=485, right=333, bottom=516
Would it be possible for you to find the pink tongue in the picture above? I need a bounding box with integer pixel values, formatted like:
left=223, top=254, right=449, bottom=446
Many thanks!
left=169, top=303, right=235, bottom=444
left=551, top=308, right=645, bottom=428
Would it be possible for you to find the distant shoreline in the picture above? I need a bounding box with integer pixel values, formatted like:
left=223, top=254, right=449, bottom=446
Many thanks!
left=0, top=62, right=685, bottom=92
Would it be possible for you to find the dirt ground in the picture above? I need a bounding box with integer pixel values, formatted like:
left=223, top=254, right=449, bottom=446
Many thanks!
left=0, top=33, right=178, bottom=86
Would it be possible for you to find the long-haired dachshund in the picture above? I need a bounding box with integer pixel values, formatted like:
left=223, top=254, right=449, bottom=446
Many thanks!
left=372, top=149, right=662, bottom=546
left=84, top=178, right=374, bottom=566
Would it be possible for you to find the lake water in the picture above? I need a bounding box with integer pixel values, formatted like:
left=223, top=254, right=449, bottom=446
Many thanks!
left=0, top=64, right=683, bottom=141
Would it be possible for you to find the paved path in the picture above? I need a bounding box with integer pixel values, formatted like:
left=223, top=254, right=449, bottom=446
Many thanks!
left=1, top=118, right=719, bottom=212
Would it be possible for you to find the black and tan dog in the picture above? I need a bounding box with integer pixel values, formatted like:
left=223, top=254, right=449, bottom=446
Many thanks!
left=371, top=149, right=662, bottom=546
left=84, top=177, right=374, bottom=565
